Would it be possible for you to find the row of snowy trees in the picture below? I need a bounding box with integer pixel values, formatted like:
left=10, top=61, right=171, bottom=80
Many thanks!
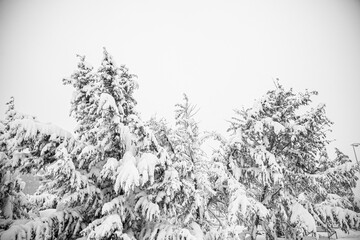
left=0, top=49, right=359, bottom=240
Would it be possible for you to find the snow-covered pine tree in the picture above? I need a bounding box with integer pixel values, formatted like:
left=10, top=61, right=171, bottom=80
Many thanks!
left=1, top=49, right=216, bottom=240
left=0, top=97, right=30, bottom=221
left=147, top=94, right=217, bottom=239
left=206, top=126, right=268, bottom=240
left=62, top=49, right=223, bottom=240
left=0, top=97, right=80, bottom=240
left=173, top=95, right=217, bottom=235
left=223, top=81, right=359, bottom=239
left=54, top=48, right=174, bottom=239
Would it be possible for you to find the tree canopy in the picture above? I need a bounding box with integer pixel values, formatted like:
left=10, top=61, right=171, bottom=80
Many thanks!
left=0, top=51, right=359, bottom=240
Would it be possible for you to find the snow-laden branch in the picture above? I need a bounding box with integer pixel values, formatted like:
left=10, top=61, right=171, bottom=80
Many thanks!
left=10, top=119, right=74, bottom=142
left=0, top=209, right=82, bottom=240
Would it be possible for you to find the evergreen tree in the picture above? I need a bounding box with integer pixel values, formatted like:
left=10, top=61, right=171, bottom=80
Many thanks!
left=1, top=51, right=359, bottom=240
left=0, top=97, right=30, bottom=221
left=1, top=49, right=201, bottom=240
left=221, top=81, right=360, bottom=239
left=173, top=95, right=216, bottom=233
left=148, top=95, right=216, bottom=239
left=0, top=97, right=79, bottom=240
left=52, top=48, right=173, bottom=239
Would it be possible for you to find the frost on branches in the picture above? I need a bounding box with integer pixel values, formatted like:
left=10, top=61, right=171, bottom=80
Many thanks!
left=0, top=49, right=216, bottom=240
left=1, top=51, right=359, bottom=240
left=147, top=94, right=216, bottom=239
left=0, top=97, right=30, bottom=221
left=219, top=81, right=360, bottom=239
left=0, top=97, right=79, bottom=240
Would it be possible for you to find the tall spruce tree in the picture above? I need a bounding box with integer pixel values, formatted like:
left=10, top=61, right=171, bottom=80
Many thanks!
left=147, top=95, right=218, bottom=239
left=0, top=97, right=79, bottom=240
left=1, top=52, right=359, bottom=240
left=52, top=48, right=176, bottom=239
left=221, top=81, right=359, bottom=239
left=0, top=49, right=212, bottom=240
left=0, top=97, right=30, bottom=221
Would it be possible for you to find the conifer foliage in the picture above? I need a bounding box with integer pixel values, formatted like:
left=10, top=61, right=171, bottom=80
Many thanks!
left=147, top=95, right=215, bottom=239
left=220, top=81, right=360, bottom=239
left=0, top=96, right=79, bottom=240
left=0, top=97, right=30, bottom=221
left=0, top=49, right=213, bottom=240
left=0, top=51, right=359, bottom=240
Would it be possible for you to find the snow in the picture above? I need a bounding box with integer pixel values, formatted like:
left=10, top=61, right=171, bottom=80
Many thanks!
left=114, top=151, right=140, bottom=194
left=2, top=196, right=13, bottom=219
left=3, top=53, right=360, bottom=240
left=177, top=228, right=197, bottom=240
left=228, top=180, right=256, bottom=222
left=230, top=128, right=243, bottom=144
left=100, top=157, right=119, bottom=180
left=248, top=99, right=263, bottom=116
left=79, top=145, right=96, bottom=159
left=325, top=162, right=356, bottom=174
left=0, top=227, right=18, bottom=240
left=335, top=230, right=360, bottom=240
left=263, top=117, right=285, bottom=134
left=189, top=222, right=204, bottom=239
left=229, top=158, right=242, bottom=181
left=87, top=214, right=123, bottom=239
left=155, top=191, right=166, bottom=202
left=137, top=152, right=158, bottom=185
left=29, top=193, right=57, bottom=208
left=97, top=92, right=121, bottom=116
left=119, top=124, right=134, bottom=153
left=292, top=124, right=307, bottom=134
left=11, top=118, right=73, bottom=141
left=254, top=121, right=264, bottom=133
left=258, top=230, right=360, bottom=240
left=39, top=208, right=56, bottom=217
left=40, top=142, right=54, bottom=156
left=326, top=194, right=352, bottom=208
left=354, top=172, right=360, bottom=209
left=134, top=194, right=160, bottom=221
left=272, top=121, right=285, bottom=134
left=102, top=196, right=125, bottom=216
left=0, top=210, right=82, bottom=240
left=267, top=152, right=277, bottom=166
left=0, top=152, right=8, bottom=162
left=290, top=202, right=316, bottom=233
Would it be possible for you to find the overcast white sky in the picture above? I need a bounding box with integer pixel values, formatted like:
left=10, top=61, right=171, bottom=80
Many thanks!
left=0, top=0, right=359, bottom=159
